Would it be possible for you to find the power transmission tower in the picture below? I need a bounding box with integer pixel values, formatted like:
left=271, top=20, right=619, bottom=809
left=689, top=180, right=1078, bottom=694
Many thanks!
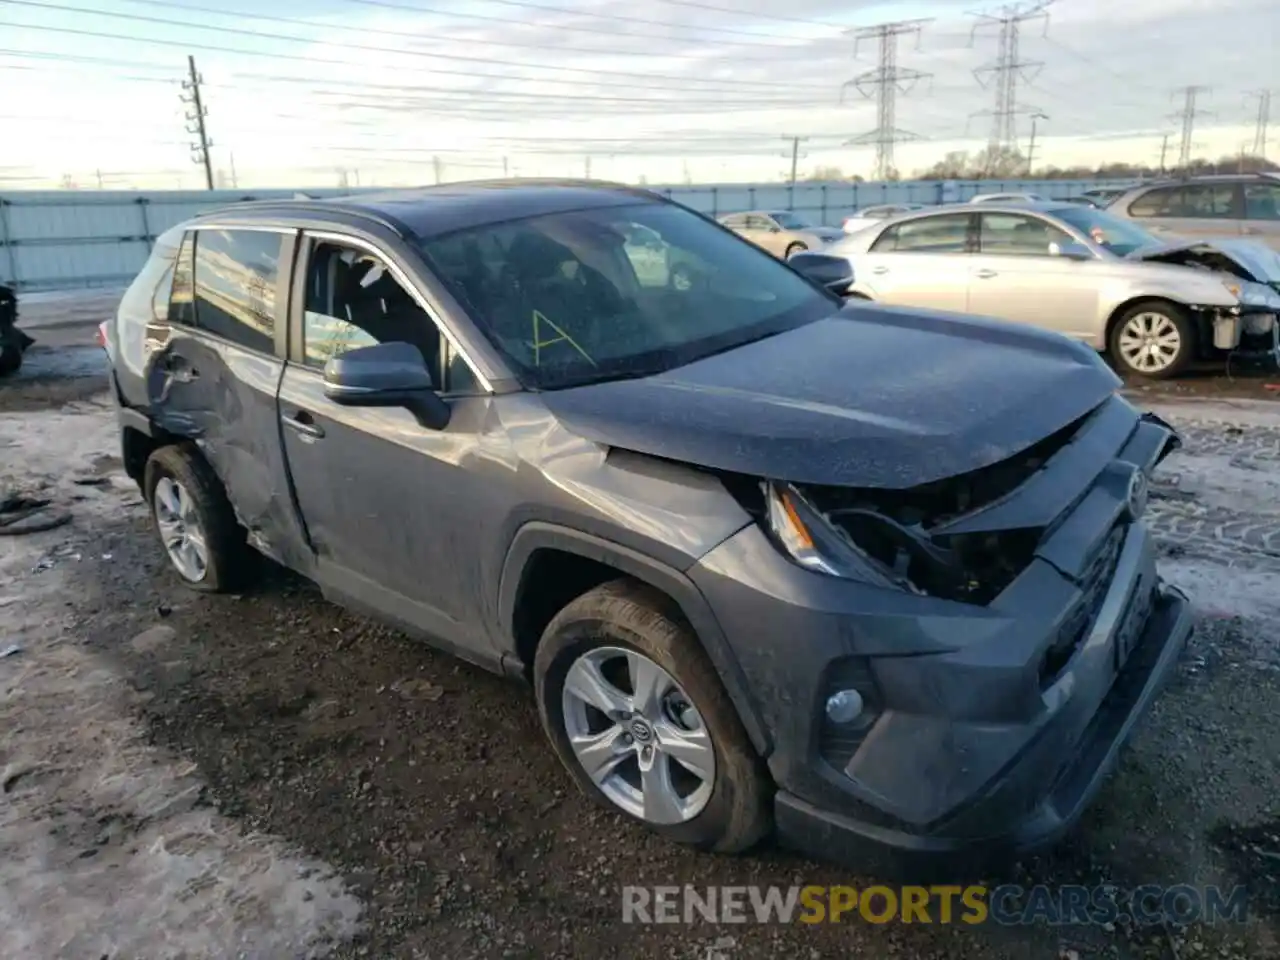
left=1170, top=85, right=1211, bottom=171
left=180, top=55, right=214, bottom=191
left=840, top=19, right=932, bottom=181
left=1156, top=133, right=1170, bottom=174
left=969, top=1, right=1050, bottom=161
left=1249, top=89, right=1271, bottom=158
left=782, top=135, right=809, bottom=184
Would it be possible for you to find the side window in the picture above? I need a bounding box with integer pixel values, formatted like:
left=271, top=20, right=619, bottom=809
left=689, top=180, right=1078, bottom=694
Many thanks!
left=978, top=213, right=1073, bottom=256
left=1181, top=184, right=1237, bottom=218
left=1244, top=183, right=1280, bottom=220
left=871, top=214, right=971, bottom=253
left=301, top=239, right=462, bottom=390
left=168, top=232, right=195, bottom=326
left=191, top=228, right=281, bottom=354
left=1127, top=186, right=1179, bottom=218
left=720, top=215, right=746, bottom=229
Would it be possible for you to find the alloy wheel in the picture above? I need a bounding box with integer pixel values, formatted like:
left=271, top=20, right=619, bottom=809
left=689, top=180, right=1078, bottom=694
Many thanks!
left=560, top=645, right=715, bottom=825
left=153, top=476, right=209, bottom=582
left=1118, top=311, right=1182, bottom=374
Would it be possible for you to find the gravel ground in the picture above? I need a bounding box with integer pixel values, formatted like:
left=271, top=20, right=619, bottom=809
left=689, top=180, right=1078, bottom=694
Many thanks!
left=2, top=346, right=1279, bottom=960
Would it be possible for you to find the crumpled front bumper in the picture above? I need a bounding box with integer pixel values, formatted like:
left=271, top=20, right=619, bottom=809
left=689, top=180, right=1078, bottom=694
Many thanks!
left=773, top=579, right=1191, bottom=869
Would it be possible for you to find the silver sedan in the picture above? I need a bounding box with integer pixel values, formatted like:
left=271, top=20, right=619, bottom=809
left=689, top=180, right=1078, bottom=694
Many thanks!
left=823, top=202, right=1280, bottom=378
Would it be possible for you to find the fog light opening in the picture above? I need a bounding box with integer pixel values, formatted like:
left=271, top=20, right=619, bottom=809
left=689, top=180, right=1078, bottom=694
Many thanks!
left=825, top=689, right=866, bottom=725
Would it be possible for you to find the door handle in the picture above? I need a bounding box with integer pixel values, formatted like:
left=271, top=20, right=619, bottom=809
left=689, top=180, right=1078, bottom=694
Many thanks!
left=282, top=410, right=325, bottom=440
left=974, top=269, right=998, bottom=279
left=871, top=265, right=889, bottom=275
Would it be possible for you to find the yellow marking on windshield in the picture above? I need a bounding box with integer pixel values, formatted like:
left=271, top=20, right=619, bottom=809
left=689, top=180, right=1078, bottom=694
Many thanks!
left=530, top=310, right=596, bottom=367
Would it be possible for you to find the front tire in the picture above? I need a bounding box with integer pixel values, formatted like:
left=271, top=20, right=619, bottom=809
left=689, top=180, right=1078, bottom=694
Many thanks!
left=533, top=580, right=771, bottom=853
left=1109, top=300, right=1195, bottom=379
left=144, top=445, right=251, bottom=592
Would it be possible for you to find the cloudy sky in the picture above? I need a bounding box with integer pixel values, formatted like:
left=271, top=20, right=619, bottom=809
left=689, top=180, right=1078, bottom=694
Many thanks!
left=0, top=0, right=1275, bottom=189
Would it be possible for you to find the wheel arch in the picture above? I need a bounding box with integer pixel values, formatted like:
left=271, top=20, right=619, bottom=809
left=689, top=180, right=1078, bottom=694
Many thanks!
left=498, top=522, right=770, bottom=756
left=1103, top=294, right=1196, bottom=349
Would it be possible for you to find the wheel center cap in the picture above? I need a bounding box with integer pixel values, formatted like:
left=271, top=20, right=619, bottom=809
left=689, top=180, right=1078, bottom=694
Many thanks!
left=628, top=718, right=654, bottom=743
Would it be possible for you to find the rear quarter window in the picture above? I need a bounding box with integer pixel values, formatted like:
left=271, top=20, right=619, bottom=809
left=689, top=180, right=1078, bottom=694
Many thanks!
left=188, top=228, right=283, bottom=354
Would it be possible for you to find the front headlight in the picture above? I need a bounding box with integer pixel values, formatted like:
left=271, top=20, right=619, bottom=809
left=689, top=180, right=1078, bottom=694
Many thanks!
left=763, top=482, right=899, bottom=587
left=1223, top=279, right=1280, bottom=307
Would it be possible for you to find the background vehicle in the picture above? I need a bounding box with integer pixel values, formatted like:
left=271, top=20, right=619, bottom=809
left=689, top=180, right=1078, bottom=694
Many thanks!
left=969, top=192, right=1047, bottom=204
left=104, top=181, right=1190, bottom=868
left=1106, top=173, right=1280, bottom=249
left=841, top=203, right=927, bottom=232
left=1082, top=186, right=1133, bottom=207
left=825, top=201, right=1280, bottom=378
left=0, top=283, right=34, bottom=376
left=717, top=210, right=843, bottom=258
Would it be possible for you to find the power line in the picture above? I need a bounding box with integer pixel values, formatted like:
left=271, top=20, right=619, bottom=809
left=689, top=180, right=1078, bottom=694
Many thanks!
left=0, top=0, right=829, bottom=92
left=841, top=18, right=932, bottom=180
left=969, top=1, right=1051, bottom=157
left=1250, top=89, right=1271, bottom=159
left=181, top=54, right=214, bottom=190
left=1170, top=85, right=1211, bottom=170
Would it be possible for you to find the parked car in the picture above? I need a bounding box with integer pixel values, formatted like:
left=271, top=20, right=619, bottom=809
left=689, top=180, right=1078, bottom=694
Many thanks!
left=841, top=203, right=927, bottom=232
left=716, top=210, right=843, bottom=258
left=1105, top=173, right=1280, bottom=249
left=969, top=192, right=1048, bottom=204
left=823, top=201, right=1280, bottom=378
left=106, top=180, right=1191, bottom=866
left=1081, top=186, right=1133, bottom=208
left=1055, top=196, right=1102, bottom=207
left=0, top=283, right=34, bottom=376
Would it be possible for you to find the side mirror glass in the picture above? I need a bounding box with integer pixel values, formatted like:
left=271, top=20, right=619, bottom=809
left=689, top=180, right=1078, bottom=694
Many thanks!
left=323, top=341, right=450, bottom=430
left=1048, top=240, right=1093, bottom=260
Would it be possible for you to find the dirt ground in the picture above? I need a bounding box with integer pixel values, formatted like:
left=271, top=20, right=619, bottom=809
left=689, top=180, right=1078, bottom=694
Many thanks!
left=2, top=340, right=1280, bottom=960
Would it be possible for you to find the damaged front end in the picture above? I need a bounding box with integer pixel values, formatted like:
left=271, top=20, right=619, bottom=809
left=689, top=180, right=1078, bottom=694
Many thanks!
left=753, top=400, right=1181, bottom=609
left=1132, top=240, right=1280, bottom=363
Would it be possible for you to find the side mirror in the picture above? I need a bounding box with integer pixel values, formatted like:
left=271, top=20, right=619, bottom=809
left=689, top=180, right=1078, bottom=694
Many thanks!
left=1048, top=240, right=1093, bottom=261
left=323, top=341, right=451, bottom=430
left=768, top=224, right=782, bottom=233
left=788, top=252, right=855, bottom=296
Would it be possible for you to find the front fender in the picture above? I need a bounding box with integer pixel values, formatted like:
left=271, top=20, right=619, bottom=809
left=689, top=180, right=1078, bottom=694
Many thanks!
left=497, top=521, right=771, bottom=756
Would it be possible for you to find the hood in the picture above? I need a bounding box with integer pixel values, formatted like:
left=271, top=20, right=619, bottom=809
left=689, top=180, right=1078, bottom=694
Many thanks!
left=806, top=227, right=846, bottom=242
left=1127, top=238, right=1280, bottom=283
left=541, top=304, right=1120, bottom=489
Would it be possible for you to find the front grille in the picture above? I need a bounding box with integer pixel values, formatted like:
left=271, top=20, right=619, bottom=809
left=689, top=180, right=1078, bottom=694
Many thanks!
left=1040, top=524, right=1126, bottom=687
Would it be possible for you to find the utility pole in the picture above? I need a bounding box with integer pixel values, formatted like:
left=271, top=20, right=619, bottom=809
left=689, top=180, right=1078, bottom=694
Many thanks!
left=432, top=155, right=442, bottom=184
left=782, top=135, right=809, bottom=184
left=229, top=152, right=238, bottom=189
left=1157, top=133, right=1170, bottom=174
left=503, top=156, right=509, bottom=177
left=181, top=55, right=214, bottom=191
left=1170, top=85, right=1210, bottom=172
left=1249, top=89, right=1271, bottom=159
left=841, top=19, right=932, bottom=181
left=584, top=156, right=592, bottom=179
left=1025, top=111, right=1048, bottom=173
left=969, top=2, right=1050, bottom=163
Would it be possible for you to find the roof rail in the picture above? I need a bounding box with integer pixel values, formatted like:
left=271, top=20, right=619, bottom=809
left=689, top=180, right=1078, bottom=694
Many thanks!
left=193, top=198, right=409, bottom=236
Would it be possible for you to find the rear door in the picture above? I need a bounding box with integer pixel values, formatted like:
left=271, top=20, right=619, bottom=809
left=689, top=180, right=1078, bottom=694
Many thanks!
left=966, top=212, right=1101, bottom=339
left=854, top=212, right=975, bottom=312
left=156, top=225, right=307, bottom=567
left=1124, top=182, right=1243, bottom=240
left=274, top=230, right=496, bottom=659
left=1242, top=181, right=1280, bottom=251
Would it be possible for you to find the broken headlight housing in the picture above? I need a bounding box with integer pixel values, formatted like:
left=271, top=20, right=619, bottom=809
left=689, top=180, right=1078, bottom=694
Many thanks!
left=1223, top=279, right=1280, bottom=309
left=763, top=482, right=910, bottom=590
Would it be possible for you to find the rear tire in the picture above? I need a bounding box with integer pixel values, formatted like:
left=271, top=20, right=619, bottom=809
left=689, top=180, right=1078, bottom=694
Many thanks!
left=534, top=579, right=771, bottom=854
left=144, top=445, right=251, bottom=592
left=784, top=242, right=808, bottom=259
left=1108, top=300, right=1195, bottom=379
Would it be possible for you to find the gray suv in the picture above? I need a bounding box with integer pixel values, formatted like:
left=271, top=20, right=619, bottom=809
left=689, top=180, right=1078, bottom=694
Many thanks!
left=1107, top=173, right=1280, bottom=249
left=105, top=181, right=1192, bottom=866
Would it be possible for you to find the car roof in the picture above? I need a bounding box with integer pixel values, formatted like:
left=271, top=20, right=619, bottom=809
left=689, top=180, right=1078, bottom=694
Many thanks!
left=195, top=178, right=663, bottom=240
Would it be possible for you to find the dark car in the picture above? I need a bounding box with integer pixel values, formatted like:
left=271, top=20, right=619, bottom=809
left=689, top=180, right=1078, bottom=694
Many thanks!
left=104, top=180, right=1192, bottom=867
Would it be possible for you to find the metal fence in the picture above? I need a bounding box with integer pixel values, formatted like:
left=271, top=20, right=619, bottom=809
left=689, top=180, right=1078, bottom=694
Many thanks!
left=0, top=178, right=1129, bottom=291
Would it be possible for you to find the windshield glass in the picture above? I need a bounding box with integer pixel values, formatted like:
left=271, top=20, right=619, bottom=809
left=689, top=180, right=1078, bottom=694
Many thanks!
left=419, top=201, right=837, bottom=389
left=1051, top=205, right=1161, bottom=256
left=772, top=211, right=814, bottom=229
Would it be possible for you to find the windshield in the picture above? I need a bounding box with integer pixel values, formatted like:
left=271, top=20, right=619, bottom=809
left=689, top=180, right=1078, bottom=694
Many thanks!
left=772, top=211, right=814, bottom=229
left=419, top=201, right=837, bottom=389
left=1051, top=205, right=1161, bottom=256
